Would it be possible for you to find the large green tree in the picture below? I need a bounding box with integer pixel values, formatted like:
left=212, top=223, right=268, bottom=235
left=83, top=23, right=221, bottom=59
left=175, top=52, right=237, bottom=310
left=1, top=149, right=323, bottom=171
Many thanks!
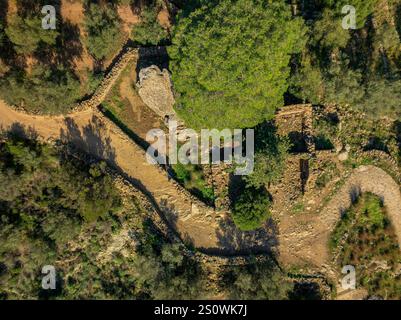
left=323, top=0, right=378, bottom=28
left=290, top=0, right=401, bottom=119
left=169, top=0, right=306, bottom=130
left=131, top=6, right=169, bottom=46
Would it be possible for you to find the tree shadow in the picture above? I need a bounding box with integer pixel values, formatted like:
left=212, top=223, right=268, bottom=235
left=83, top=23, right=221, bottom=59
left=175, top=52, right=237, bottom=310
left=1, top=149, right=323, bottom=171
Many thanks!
left=16, top=0, right=56, bottom=18
left=396, top=4, right=401, bottom=41
left=288, top=131, right=308, bottom=153
left=158, top=198, right=195, bottom=248
left=394, top=120, right=401, bottom=160
left=1, top=122, right=39, bottom=141
left=56, top=21, right=84, bottom=70
left=288, top=281, right=323, bottom=300
left=136, top=46, right=169, bottom=77
left=33, top=4, right=84, bottom=72
left=59, top=115, right=116, bottom=165
left=363, top=136, right=389, bottom=153
left=0, top=0, right=7, bottom=22
left=228, top=174, right=245, bottom=205
left=206, top=216, right=279, bottom=256
left=350, top=185, right=362, bottom=204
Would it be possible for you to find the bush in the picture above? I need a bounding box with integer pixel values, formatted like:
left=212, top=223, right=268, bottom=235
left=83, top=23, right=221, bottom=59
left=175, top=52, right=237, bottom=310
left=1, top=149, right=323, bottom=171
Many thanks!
left=5, top=14, right=58, bottom=54
left=232, top=186, right=271, bottom=231
left=84, top=3, right=123, bottom=61
left=221, top=258, right=292, bottom=300
left=0, top=135, right=122, bottom=298
left=330, top=193, right=401, bottom=299
left=244, top=122, right=290, bottom=188
left=131, top=7, right=169, bottom=46
left=0, top=64, right=81, bottom=114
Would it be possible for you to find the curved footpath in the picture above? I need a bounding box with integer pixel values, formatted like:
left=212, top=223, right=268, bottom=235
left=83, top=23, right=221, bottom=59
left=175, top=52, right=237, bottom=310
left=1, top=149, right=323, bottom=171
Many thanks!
left=279, top=165, right=401, bottom=268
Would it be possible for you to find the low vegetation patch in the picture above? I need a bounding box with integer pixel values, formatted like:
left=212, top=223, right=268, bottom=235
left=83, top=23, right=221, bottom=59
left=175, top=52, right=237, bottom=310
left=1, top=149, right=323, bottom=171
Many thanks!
left=330, top=193, right=401, bottom=299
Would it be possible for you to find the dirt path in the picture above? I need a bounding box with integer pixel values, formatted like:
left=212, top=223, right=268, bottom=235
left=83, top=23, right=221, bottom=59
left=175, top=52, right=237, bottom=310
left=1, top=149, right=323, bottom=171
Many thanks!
left=279, top=165, right=401, bottom=269
left=0, top=99, right=220, bottom=249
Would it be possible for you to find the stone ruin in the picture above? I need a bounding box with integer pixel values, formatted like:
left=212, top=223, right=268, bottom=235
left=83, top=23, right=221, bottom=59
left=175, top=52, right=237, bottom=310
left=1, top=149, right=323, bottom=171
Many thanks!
left=275, top=104, right=315, bottom=197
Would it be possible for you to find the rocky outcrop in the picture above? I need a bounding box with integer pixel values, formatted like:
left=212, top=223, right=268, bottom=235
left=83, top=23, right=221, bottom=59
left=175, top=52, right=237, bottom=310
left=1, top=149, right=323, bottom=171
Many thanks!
left=136, top=65, right=176, bottom=119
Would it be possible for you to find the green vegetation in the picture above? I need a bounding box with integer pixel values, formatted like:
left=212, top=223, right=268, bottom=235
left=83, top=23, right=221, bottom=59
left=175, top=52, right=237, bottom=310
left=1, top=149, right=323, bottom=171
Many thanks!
left=220, top=258, right=292, bottom=299
left=0, top=134, right=121, bottom=298
left=131, top=5, right=169, bottom=46
left=5, top=15, right=58, bottom=54
left=290, top=0, right=401, bottom=119
left=0, top=134, right=208, bottom=299
left=172, top=163, right=215, bottom=204
left=232, top=186, right=271, bottom=231
left=0, top=22, right=4, bottom=45
left=245, top=122, right=290, bottom=189
left=315, top=161, right=339, bottom=189
left=0, top=64, right=81, bottom=114
left=330, top=193, right=401, bottom=299
left=169, top=0, right=306, bottom=130
left=0, top=0, right=107, bottom=114
left=84, top=2, right=124, bottom=61
left=323, top=0, right=378, bottom=28
left=313, top=112, right=339, bottom=150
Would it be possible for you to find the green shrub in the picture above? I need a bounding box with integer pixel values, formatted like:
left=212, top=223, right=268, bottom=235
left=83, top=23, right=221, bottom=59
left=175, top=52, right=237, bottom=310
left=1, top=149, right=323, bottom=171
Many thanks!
left=131, top=7, right=169, bottom=46
left=84, top=3, right=123, bottom=61
left=232, top=186, right=271, bottom=231
left=0, top=64, right=81, bottom=114
left=330, top=193, right=401, bottom=299
left=221, top=258, right=292, bottom=300
left=5, top=15, right=58, bottom=54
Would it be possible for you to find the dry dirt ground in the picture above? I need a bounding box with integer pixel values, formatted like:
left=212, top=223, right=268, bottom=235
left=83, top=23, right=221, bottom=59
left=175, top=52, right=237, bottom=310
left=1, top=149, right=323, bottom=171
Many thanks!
left=60, top=0, right=94, bottom=79
left=60, top=0, right=142, bottom=77
left=117, top=65, right=164, bottom=138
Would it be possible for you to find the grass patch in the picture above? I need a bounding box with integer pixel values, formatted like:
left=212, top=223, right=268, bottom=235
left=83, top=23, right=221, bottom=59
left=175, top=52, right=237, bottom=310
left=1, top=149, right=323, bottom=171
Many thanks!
left=315, top=161, right=339, bottom=190
left=291, top=201, right=305, bottom=214
left=171, top=163, right=215, bottom=205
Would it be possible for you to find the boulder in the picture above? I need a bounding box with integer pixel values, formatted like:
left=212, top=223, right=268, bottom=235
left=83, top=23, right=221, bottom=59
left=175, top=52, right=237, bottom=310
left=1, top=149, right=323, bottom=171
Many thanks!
left=338, top=150, right=349, bottom=162
left=136, top=65, right=176, bottom=119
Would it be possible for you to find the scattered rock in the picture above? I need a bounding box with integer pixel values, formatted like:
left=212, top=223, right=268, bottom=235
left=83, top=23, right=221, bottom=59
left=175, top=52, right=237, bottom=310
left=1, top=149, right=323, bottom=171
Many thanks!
left=335, top=141, right=343, bottom=153
left=338, top=150, right=349, bottom=162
